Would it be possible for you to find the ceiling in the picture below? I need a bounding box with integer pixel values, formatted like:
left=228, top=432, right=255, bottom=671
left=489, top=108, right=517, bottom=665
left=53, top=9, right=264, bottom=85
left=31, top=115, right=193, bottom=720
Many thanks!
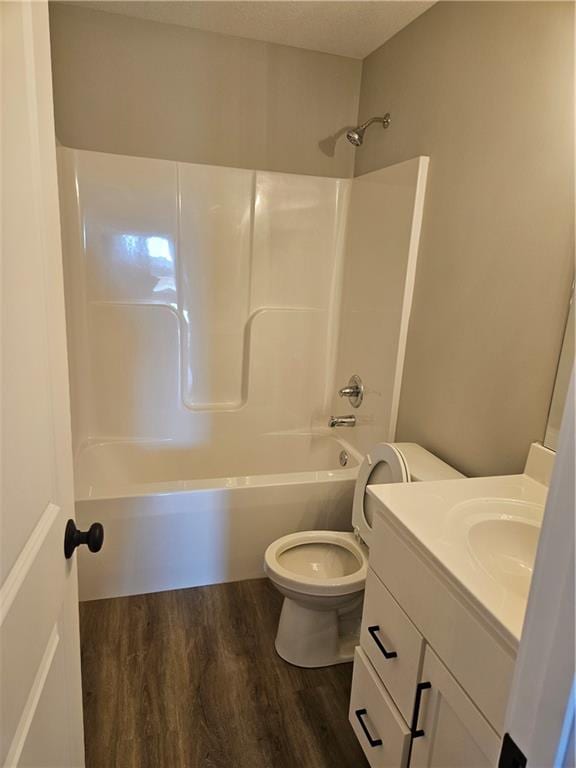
left=68, top=1, right=434, bottom=59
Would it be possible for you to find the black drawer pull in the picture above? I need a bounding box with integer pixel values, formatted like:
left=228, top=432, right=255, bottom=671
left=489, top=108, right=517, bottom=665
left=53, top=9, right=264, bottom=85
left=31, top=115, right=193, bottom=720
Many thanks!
left=411, top=681, right=431, bottom=738
left=368, top=625, right=398, bottom=659
left=355, top=709, right=383, bottom=748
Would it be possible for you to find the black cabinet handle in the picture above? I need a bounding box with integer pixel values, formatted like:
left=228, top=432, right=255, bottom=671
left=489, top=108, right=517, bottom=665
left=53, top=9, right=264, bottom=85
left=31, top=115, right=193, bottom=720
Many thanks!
left=411, top=681, right=431, bottom=738
left=355, top=709, right=382, bottom=748
left=64, top=519, right=104, bottom=559
left=368, top=625, right=398, bottom=659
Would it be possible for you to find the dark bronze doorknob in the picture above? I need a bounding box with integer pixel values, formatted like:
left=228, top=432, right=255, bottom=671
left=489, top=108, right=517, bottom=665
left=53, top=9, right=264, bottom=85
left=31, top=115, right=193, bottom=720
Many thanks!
left=64, top=519, right=104, bottom=559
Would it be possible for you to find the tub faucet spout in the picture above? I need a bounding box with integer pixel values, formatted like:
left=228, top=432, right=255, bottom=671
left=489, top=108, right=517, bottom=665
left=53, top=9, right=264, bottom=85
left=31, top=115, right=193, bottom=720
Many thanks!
left=328, top=415, right=356, bottom=428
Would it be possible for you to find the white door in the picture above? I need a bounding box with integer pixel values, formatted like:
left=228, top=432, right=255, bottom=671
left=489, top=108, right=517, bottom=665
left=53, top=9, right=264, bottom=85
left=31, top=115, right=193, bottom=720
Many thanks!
left=501, top=373, right=575, bottom=768
left=410, top=647, right=500, bottom=768
left=1, top=2, right=85, bottom=766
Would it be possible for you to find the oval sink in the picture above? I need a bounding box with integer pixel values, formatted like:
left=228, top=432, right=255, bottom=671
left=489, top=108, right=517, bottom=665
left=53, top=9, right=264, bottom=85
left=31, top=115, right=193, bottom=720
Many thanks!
left=468, top=518, right=540, bottom=599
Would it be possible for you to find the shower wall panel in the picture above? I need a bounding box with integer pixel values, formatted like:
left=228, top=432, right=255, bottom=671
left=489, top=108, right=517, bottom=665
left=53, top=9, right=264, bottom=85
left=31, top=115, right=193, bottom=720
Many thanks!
left=251, top=173, right=342, bottom=313
left=58, top=148, right=348, bottom=451
left=179, top=163, right=253, bottom=409
left=330, top=157, right=429, bottom=454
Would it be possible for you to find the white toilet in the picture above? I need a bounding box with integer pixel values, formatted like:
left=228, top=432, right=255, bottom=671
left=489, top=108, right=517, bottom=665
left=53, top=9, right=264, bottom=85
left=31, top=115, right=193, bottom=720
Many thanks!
left=264, top=442, right=463, bottom=668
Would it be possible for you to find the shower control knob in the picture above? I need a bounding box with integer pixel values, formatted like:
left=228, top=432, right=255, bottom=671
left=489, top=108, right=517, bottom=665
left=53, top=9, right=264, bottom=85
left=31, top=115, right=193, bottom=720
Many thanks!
left=64, top=519, right=104, bottom=559
left=338, top=375, right=364, bottom=408
left=339, top=385, right=361, bottom=398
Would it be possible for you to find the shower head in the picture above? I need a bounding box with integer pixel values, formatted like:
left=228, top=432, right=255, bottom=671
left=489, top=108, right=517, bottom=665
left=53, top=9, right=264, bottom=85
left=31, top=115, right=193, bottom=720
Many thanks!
left=346, top=114, right=391, bottom=147
left=345, top=128, right=365, bottom=147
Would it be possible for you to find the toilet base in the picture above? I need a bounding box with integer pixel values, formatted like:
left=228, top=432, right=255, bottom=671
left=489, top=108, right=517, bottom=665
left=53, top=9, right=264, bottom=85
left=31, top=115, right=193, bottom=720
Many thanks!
left=274, top=595, right=362, bottom=668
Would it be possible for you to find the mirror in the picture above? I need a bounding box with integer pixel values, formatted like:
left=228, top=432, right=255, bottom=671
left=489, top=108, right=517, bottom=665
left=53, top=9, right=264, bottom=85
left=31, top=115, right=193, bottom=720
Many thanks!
left=544, top=289, right=574, bottom=450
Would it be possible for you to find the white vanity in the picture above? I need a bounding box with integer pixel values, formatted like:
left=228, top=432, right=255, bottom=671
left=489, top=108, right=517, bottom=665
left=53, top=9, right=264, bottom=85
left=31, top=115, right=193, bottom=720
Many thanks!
left=348, top=445, right=551, bottom=767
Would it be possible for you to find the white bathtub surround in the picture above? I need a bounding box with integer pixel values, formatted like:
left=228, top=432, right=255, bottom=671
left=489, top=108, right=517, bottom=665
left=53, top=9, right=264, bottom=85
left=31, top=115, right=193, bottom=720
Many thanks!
left=264, top=443, right=463, bottom=667
left=331, top=157, right=429, bottom=455
left=523, top=441, right=556, bottom=486
left=59, top=148, right=429, bottom=453
left=57, top=148, right=431, bottom=601
left=58, top=148, right=347, bottom=445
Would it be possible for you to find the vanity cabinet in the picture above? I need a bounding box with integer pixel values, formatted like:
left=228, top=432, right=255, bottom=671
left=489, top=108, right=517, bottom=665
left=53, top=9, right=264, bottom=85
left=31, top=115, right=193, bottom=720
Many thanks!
left=350, top=511, right=511, bottom=768
left=350, top=568, right=502, bottom=767
left=369, top=513, right=515, bottom=732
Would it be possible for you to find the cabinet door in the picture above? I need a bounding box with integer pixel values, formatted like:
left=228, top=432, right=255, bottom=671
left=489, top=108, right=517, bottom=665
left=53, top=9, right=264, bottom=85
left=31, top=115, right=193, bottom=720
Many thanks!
left=410, top=648, right=500, bottom=768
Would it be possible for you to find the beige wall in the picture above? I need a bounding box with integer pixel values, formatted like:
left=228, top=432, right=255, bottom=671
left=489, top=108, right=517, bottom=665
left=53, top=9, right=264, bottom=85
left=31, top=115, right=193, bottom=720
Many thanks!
left=48, top=3, right=361, bottom=177
left=357, top=2, right=574, bottom=476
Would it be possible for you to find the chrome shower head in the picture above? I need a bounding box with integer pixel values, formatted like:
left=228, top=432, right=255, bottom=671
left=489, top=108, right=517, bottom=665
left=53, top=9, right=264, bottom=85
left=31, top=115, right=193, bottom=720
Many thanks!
left=346, top=114, right=391, bottom=147
left=345, top=127, right=365, bottom=146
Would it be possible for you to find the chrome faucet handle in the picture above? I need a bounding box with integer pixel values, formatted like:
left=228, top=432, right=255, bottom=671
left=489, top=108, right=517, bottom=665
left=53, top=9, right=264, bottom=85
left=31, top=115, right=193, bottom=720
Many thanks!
left=338, top=375, right=363, bottom=408
left=339, top=385, right=360, bottom=398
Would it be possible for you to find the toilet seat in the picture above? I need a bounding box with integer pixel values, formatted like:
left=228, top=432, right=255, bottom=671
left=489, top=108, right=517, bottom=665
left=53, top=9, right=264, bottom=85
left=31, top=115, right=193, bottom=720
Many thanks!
left=264, top=531, right=367, bottom=598
left=352, top=442, right=409, bottom=547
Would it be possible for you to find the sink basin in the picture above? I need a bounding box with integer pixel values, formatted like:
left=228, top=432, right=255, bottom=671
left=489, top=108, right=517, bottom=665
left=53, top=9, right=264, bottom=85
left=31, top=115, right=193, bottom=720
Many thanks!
left=467, top=518, right=540, bottom=598
left=367, top=474, right=548, bottom=642
left=451, top=498, right=543, bottom=600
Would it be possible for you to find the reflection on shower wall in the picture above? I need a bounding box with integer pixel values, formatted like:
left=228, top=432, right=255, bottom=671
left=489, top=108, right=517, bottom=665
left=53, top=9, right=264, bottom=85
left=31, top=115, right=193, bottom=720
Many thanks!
left=58, top=148, right=349, bottom=452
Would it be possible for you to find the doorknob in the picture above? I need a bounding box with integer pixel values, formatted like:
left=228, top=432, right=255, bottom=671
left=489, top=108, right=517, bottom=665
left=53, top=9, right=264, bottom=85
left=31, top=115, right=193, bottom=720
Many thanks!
left=64, top=519, right=104, bottom=559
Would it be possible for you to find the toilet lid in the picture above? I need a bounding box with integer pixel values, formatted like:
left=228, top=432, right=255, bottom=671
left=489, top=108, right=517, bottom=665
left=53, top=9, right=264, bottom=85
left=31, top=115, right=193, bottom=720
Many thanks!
left=352, top=443, right=409, bottom=547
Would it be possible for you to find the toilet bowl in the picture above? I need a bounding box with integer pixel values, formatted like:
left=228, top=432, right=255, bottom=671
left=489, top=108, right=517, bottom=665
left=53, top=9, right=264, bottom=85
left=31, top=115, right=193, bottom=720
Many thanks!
left=264, top=442, right=464, bottom=668
left=264, top=531, right=367, bottom=667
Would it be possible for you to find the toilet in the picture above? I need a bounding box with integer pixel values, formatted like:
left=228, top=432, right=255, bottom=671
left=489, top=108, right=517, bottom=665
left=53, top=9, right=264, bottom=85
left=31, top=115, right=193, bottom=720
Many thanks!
left=264, top=442, right=463, bottom=668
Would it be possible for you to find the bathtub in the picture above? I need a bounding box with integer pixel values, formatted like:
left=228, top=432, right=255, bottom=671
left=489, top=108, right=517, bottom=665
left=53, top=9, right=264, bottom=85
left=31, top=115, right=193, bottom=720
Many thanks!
left=74, top=433, right=360, bottom=601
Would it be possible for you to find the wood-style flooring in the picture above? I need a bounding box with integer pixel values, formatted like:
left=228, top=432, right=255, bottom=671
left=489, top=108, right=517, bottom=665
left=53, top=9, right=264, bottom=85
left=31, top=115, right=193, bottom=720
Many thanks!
left=80, top=578, right=369, bottom=768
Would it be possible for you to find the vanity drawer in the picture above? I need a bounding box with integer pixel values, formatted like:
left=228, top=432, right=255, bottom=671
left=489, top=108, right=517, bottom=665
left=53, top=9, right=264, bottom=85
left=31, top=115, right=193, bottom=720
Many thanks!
left=361, top=568, right=424, bottom=723
left=349, top=647, right=411, bottom=768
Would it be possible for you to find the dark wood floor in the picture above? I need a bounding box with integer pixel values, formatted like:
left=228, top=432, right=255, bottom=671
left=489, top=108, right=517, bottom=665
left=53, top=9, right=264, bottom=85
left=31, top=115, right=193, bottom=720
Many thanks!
left=80, top=578, right=369, bottom=768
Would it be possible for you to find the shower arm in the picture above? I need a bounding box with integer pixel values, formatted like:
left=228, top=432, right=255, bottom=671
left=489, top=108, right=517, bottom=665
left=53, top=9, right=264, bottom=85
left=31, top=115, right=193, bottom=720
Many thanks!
left=359, top=115, right=390, bottom=130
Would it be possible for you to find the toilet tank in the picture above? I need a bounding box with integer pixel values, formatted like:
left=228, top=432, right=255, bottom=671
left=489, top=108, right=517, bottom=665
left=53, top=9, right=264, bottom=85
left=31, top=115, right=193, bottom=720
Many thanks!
left=393, top=443, right=465, bottom=482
